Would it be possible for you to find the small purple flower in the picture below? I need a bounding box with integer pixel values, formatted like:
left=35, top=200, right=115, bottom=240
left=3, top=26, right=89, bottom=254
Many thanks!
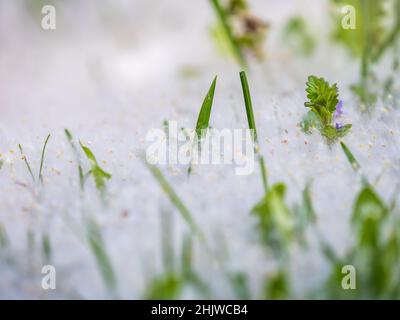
left=335, top=122, right=344, bottom=130
left=334, top=100, right=343, bottom=118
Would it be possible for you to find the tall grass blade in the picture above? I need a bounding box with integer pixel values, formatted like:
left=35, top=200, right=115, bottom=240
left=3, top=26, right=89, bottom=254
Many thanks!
left=0, top=224, right=8, bottom=249
left=64, top=129, right=85, bottom=191
left=340, top=142, right=360, bottom=172
left=161, top=210, right=174, bottom=273
left=86, top=218, right=117, bottom=294
left=42, top=233, right=51, bottom=263
left=18, top=144, right=35, bottom=183
left=38, top=134, right=51, bottom=184
left=239, top=71, right=268, bottom=192
left=240, top=71, right=258, bottom=142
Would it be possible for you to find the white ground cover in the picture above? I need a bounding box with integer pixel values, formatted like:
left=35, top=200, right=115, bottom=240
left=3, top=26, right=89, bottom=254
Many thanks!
left=0, top=0, right=399, bottom=298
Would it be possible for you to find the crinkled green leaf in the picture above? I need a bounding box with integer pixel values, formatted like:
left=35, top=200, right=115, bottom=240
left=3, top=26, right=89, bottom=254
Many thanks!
left=305, top=75, right=339, bottom=125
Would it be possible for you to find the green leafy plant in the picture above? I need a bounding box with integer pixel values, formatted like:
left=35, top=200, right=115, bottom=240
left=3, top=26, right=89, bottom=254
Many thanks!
left=302, top=76, right=351, bottom=144
left=79, top=141, right=111, bottom=201
left=210, top=0, right=268, bottom=65
left=251, top=183, right=294, bottom=253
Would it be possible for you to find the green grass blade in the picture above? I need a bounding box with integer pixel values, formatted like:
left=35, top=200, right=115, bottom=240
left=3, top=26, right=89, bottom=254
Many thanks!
left=18, top=144, right=36, bottom=183
left=86, top=218, right=117, bottom=294
left=27, top=229, right=35, bottom=250
left=64, top=129, right=85, bottom=191
left=0, top=223, right=9, bottom=249
left=181, top=233, right=193, bottom=278
left=240, top=71, right=258, bottom=142
left=302, top=182, right=316, bottom=223
left=42, top=233, right=51, bottom=263
left=240, top=71, right=268, bottom=192
left=64, top=128, right=73, bottom=141
left=258, top=155, right=268, bottom=193
left=209, top=0, right=246, bottom=67
left=145, top=162, right=205, bottom=243
left=38, top=134, right=51, bottom=184
left=78, top=165, right=85, bottom=191
left=195, top=76, right=217, bottom=139
left=340, top=142, right=360, bottom=172
left=161, top=210, right=174, bottom=273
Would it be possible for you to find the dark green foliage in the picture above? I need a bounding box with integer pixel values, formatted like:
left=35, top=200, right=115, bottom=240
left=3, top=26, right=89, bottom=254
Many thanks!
left=210, top=0, right=268, bottom=65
